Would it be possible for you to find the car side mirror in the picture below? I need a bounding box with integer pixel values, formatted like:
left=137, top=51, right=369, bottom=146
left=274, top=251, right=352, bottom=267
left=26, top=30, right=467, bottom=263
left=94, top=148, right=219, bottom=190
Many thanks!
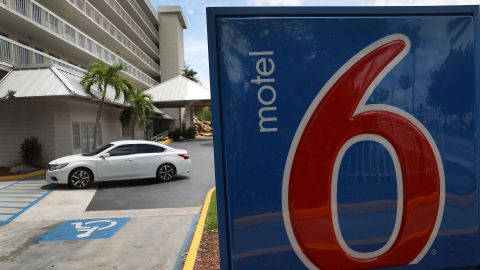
left=100, top=153, right=110, bottom=159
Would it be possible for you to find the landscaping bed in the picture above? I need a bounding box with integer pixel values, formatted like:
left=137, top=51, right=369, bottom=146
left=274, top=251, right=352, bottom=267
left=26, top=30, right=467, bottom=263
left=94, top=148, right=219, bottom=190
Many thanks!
left=0, top=166, right=40, bottom=177
left=194, top=191, right=220, bottom=270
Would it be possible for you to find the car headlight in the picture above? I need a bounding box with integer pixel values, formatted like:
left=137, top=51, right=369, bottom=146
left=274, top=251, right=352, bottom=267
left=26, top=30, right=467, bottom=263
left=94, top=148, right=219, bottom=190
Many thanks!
left=48, top=163, right=69, bottom=171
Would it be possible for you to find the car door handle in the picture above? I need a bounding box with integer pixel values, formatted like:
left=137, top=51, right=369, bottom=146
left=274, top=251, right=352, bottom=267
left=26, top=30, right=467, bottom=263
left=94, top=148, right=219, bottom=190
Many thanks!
left=125, top=158, right=133, bottom=161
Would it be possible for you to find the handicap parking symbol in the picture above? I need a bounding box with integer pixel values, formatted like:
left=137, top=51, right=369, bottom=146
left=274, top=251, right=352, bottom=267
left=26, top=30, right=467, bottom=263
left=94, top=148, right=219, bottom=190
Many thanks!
left=36, top=218, right=130, bottom=242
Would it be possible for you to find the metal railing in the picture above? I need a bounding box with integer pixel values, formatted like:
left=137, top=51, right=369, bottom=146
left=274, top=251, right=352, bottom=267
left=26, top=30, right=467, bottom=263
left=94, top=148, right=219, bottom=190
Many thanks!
left=0, top=0, right=157, bottom=87
left=66, top=0, right=159, bottom=72
left=149, top=131, right=169, bottom=142
left=0, top=35, right=85, bottom=74
left=127, top=0, right=157, bottom=37
left=104, top=0, right=158, bottom=53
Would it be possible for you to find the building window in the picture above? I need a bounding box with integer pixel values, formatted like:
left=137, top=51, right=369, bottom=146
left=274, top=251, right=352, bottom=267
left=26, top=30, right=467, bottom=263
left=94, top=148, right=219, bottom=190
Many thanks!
left=49, top=15, right=59, bottom=34
left=15, top=0, right=26, bottom=15
left=76, top=0, right=85, bottom=11
left=87, top=39, right=93, bottom=53
left=17, top=46, right=30, bottom=65
left=78, top=33, right=86, bottom=49
left=0, top=39, right=11, bottom=63
left=73, top=122, right=102, bottom=152
left=94, top=10, right=102, bottom=25
left=85, top=4, right=93, bottom=18
left=72, top=122, right=80, bottom=149
left=32, top=4, right=42, bottom=24
left=65, top=25, right=76, bottom=43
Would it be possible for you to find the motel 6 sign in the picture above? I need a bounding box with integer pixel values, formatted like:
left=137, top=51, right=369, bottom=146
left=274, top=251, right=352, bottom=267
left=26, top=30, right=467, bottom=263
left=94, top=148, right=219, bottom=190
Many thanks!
left=208, top=6, right=480, bottom=270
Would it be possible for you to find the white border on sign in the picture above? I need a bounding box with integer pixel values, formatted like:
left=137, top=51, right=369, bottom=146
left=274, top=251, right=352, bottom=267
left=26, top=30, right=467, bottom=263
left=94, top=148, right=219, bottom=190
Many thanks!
left=281, top=34, right=445, bottom=269
left=331, top=134, right=403, bottom=259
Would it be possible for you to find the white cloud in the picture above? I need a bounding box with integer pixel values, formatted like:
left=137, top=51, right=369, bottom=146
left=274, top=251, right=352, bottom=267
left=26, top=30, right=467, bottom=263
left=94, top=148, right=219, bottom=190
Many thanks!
left=246, top=0, right=304, bottom=6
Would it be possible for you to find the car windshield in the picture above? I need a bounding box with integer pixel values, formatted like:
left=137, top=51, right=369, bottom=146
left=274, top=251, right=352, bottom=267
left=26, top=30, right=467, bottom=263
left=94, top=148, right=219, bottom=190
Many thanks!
left=82, top=144, right=114, bottom=156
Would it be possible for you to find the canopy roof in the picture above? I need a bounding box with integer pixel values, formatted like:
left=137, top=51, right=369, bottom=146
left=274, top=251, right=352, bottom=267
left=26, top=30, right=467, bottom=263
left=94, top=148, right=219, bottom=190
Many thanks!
left=145, top=75, right=210, bottom=106
left=0, top=64, right=171, bottom=118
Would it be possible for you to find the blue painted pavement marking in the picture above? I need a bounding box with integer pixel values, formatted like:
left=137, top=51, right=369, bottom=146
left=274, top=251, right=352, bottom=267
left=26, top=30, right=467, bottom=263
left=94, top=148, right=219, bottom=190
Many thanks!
left=36, top=218, right=131, bottom=242
left=172, top=213, right=200, bottom=270
left=0, top=180, right=51, bottom=226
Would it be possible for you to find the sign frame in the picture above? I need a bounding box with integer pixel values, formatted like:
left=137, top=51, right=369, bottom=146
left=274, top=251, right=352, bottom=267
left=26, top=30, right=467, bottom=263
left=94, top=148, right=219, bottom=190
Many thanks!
left=207, top=5, right=480, bottom=269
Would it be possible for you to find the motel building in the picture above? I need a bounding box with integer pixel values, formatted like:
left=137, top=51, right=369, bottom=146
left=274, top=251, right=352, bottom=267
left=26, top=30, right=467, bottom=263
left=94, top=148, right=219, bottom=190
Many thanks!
left=0, top=1, right=206, bottom=167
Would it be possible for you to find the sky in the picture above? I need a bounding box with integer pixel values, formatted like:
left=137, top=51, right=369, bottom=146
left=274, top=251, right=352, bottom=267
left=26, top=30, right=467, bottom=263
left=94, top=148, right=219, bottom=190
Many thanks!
left=150, top=0, right=480, bottom=87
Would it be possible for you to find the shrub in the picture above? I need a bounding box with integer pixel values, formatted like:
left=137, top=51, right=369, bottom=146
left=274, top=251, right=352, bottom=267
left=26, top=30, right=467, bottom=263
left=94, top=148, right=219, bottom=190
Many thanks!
left=20, top=137, right=42, bottom=167
left=196, top=107, right=212, bottom=122
left=169, top=129, right=182, bottom=141
left=183, top=127, right=196, bottom=139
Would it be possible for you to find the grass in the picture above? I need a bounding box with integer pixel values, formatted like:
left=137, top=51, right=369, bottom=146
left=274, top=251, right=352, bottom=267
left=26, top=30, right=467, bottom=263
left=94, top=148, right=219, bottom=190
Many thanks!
left=204, top=190, right=217, bottom=231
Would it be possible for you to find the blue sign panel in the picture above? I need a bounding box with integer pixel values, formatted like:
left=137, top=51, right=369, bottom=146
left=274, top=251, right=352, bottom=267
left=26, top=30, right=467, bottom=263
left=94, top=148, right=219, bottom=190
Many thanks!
left=36, top=218, right=130, bottom=241
left=208, top=6, right=480, bottom=270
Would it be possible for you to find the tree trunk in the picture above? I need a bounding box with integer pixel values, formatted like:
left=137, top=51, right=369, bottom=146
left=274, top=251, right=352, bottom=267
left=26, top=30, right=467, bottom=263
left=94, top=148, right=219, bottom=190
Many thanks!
left=92, top=93, right=106, bottom=151
left=131, top=114, right=136, bottom=140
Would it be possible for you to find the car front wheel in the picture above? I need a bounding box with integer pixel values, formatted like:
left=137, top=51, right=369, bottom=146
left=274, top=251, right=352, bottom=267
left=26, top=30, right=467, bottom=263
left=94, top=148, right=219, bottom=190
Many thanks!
left=157, top=164, right=176, bottom=181
left=68, top=168, right=93, bottom=189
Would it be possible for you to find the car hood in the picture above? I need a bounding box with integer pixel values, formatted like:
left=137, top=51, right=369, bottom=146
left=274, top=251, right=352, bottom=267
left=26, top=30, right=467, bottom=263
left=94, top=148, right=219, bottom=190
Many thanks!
left=49, top=154, right=86, bottom=164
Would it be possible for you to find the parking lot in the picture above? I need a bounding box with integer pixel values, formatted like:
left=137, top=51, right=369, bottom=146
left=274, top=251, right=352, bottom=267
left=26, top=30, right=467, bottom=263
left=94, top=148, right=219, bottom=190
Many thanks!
left=0, top=139, right=214, bottom=270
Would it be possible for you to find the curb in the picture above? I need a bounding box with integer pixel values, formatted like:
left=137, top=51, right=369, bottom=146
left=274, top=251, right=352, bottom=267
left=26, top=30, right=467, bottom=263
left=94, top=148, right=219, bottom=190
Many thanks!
left=183, top=187, right=216, bottom=270
left=161, top=138, right=173, bottom=145
left=0, top=169, right=45, bottom=181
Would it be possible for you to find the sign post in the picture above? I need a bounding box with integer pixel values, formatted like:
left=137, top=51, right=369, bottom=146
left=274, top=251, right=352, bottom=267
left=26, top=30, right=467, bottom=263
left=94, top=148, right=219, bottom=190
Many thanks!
left=208, top=6, right=480, bottom=269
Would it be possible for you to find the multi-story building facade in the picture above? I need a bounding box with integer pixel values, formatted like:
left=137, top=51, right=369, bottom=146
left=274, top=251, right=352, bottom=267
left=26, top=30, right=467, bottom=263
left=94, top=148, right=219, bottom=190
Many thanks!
left=0, top=0, right=187, bottom=166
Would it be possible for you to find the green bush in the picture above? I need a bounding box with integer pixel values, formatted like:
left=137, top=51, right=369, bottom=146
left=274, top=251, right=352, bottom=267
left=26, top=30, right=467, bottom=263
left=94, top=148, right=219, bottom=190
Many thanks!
left=20, top=137, right=42, bottom=167
left=196, top=107, right=212, bottom=122
left=182, top=127, right=196, bottom=139
left=168, top=129, right=182, bottom=141
left=168, top=127, right=196, bottom=141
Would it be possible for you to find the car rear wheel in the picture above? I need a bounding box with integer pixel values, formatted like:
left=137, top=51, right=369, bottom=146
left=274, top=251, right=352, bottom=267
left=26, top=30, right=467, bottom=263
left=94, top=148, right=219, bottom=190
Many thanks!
left=157, top=164, right=176, bottom=181
left=68, top=168, right=92, bottom=189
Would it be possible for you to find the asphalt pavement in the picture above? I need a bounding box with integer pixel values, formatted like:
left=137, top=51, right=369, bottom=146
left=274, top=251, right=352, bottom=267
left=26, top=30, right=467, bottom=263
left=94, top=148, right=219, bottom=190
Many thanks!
left=86, top=139, right=215, bottom=210
left=0, top=139, right=215, bottom=270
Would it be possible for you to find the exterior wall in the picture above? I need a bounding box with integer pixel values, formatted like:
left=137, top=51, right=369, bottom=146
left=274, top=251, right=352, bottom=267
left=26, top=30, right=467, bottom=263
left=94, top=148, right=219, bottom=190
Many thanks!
left=0, top=97, right=145, bottom=167
left=158, top=12, right=185, bottom=82
left=0, top=98, right=57, bottom=166
left=161, top=107, right=182, bottom=130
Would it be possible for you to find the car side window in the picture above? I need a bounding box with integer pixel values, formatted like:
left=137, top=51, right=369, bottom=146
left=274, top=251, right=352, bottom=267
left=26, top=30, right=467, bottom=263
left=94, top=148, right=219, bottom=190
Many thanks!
left=108, top=145, right=134, bottom=156
left=136, top=144, right=165, bottom=154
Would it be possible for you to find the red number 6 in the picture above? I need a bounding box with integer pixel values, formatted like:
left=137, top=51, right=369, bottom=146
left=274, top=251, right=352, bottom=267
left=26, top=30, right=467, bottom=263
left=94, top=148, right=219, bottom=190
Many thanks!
left=282, top=34, right=445, bottom=269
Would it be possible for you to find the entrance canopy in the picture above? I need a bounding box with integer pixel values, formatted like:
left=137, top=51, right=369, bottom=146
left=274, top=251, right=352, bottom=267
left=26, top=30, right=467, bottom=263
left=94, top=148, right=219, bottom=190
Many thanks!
left=145, top=75, right=210, bottom=107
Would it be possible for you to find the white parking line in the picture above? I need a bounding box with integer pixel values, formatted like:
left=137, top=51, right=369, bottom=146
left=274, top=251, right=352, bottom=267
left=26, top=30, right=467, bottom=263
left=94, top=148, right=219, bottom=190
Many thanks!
left=0, top=189, right=46, bottom=194
left=0, top=193, right=44, bottom=198
left=0, top=214, right=13, bottom=221
left=0, top=197, right=38, bottom=202
left=0, top=208, right=21, bottom=214
left=3, top=187, right=45, bottom=190
left=0, top=202, right=30, bottom=207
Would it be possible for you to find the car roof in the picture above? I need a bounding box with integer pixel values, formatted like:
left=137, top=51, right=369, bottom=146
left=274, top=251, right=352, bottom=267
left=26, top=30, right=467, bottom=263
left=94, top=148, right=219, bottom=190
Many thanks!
left=110, top=140, right=172, bottom=149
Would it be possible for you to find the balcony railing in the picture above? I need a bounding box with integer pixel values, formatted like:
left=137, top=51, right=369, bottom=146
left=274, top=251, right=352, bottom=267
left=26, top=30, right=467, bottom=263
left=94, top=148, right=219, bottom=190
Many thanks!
left=127, top=0, right=157, bottom=36
left=0, top=35, right=85, bottom=74
left=66, top=0, right=159, bottom=72
left=104, top=0, right=158, bottom=54
left=0, top=0, right=157, bottom=87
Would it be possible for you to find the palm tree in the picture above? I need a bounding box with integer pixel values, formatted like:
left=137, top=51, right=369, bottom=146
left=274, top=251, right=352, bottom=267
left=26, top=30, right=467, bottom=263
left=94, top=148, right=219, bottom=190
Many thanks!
left=125, top=87, right=155, bottom=139
left=81, top=60, right=133, bottom=150
left=182, top=65, right=200, bottom=83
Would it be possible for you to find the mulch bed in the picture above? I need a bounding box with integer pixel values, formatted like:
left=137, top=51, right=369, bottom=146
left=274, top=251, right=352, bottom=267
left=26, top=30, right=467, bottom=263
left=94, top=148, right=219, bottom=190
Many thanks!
left=193, top=230, right=220, bottom=270
left=0, top=167, right=24, bottom=177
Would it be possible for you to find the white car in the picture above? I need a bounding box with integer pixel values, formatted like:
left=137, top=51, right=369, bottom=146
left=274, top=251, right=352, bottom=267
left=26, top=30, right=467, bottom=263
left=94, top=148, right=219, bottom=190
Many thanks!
left=46, top=140, right=191, bottom=189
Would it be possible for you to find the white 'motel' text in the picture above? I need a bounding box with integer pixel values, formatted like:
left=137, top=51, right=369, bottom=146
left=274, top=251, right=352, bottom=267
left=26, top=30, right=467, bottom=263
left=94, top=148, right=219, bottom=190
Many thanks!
left=249, top=50, right=278, bottom=133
